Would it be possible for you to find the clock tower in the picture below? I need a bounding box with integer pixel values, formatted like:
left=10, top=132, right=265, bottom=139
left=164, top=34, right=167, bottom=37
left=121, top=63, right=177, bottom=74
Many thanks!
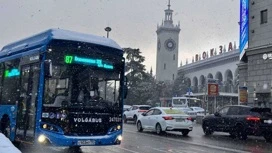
left=156, top=0, right=180, bottom=82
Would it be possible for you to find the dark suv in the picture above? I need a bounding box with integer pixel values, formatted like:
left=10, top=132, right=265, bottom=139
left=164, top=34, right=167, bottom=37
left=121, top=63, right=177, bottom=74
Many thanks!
left=202, top=105, right=272, bottom=141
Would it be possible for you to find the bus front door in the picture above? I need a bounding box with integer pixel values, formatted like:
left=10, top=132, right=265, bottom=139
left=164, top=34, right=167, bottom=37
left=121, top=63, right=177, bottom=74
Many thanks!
left=16, top=64, right=40, bottom=142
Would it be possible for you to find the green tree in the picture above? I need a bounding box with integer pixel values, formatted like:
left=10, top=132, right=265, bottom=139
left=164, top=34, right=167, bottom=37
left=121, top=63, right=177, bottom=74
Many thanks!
left=123, top=48, right=150, bottom=105
left=172, top=72, right=191, bottom=96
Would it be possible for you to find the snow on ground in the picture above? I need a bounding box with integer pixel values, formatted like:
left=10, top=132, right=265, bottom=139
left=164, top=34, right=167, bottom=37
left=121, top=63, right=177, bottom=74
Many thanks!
left=0, top=133, right=21, bottom=153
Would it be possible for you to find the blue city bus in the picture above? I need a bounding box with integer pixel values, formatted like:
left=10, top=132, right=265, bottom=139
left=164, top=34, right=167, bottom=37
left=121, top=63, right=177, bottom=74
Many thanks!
left=0, top=29, right=126, bottom=147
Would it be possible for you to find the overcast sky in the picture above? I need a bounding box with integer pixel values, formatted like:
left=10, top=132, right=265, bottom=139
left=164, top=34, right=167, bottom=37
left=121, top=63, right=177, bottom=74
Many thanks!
left=0, top=0, right=239, bottom=73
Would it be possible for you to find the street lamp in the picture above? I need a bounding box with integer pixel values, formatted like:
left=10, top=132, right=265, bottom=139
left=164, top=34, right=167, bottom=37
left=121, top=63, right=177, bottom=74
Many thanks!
left=105, top=27, right=112, bottom=38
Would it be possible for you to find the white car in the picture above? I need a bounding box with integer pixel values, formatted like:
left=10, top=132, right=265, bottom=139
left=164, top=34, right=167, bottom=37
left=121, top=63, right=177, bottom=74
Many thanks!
left=123, top=105, right=151, bottom=123
left=123, top=105, right=131, bottom=112
left=190, top=107, right=205, bottom=115
left=136, top=107, right=193, bottom=136
left=178, top=107, right=198, bottom=121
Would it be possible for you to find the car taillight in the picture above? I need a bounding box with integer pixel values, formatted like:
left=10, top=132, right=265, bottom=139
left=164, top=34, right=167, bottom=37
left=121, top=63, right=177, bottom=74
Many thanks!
left=187, top=117, right=192, bottom=121
left=163, top=116, right=173, bottom=120
left=138, top=110, right=146, bottom=112
left=246, top=117, right=260, bottom=122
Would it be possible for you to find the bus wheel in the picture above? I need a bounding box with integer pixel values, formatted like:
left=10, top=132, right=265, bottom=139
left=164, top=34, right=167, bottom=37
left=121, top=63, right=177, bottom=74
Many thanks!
left=69, top=146, right=81, bottom=151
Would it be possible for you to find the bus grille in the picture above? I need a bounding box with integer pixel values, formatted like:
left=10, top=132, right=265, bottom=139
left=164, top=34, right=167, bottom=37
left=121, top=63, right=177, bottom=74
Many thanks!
left=65, top=123, right=109, bottom=136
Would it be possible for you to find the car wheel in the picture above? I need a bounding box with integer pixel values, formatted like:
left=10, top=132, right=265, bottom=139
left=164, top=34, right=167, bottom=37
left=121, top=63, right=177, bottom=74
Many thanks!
left=235, top=124, right=247, bottom=140
left=137, top=121, right=143, bottom=132
left=155, top=123, right=163, bottom=135
left=181, top=130, right=189, bottom=136
left=123, top=115, right=127, bottom=123
left=229, top=132, right=236, bottom=139
left=203, top=122, right=213, bottom=135
left=264, top=133, right=272, bottom=142
left=133, top=115, right=137, bottom=124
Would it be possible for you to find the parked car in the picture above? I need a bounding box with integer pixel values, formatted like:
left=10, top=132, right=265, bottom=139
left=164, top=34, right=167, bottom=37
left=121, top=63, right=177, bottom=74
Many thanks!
left=190, top=107, right=206, bottom=115
left=136, top=107, right=193, bottom=136
left=123, top=105, right=131, bottom=112
left=178, top=107, right=198, bottom=121
left=202, top=105, right=272, bottom=141
left=123, top=105, right=151, bottom=123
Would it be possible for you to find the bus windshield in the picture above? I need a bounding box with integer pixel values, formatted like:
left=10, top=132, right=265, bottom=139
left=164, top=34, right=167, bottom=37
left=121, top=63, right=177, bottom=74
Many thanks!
left=43, top=43, right=123, bottom=110
left=187, top=99, right=202, bottom=107
left=172, top=99, right=186, bottom=105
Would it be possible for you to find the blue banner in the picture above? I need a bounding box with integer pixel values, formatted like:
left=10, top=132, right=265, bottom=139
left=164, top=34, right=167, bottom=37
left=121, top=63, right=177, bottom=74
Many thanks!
left=239, top=0, right=249, bottom=59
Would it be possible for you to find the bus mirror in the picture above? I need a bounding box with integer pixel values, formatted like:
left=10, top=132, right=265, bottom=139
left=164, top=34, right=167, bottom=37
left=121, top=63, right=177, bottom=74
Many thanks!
left=124, top=85, right=128, bottom=99
left=124, top=76, right=128, bottom=86
left=44, top=60, right=52, bottom=77
left=124, top=76, right=128, bottom=99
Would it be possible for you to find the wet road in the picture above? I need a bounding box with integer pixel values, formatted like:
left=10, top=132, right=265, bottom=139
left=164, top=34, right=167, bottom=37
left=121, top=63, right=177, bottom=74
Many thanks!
left=21, top=122, right=272, bottom=153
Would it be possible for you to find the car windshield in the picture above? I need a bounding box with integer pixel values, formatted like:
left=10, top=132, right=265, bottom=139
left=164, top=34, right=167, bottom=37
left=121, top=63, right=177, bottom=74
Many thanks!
left=3, top=0, right=272, bottom=153
left=139, top=106, right=151, bottom=110
left=193, top=107, right=204, bottom=111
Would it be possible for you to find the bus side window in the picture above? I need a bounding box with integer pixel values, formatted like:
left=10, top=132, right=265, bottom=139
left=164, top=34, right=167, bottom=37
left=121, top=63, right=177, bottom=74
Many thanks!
left=1, top=59, right=20, bottom=105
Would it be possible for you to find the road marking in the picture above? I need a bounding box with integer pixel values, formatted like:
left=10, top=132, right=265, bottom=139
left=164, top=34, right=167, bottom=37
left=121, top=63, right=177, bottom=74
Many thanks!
left=149, top=147, right=169, bottom=153
left=188, top=147, right=206, bottom=153
left=115, top=146, right=141, bottom=153
left=124, top=130, right=251, bottom=153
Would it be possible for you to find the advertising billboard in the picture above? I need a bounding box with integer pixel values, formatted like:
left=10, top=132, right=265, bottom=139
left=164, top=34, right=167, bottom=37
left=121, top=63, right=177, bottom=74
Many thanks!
left=239, top=86, right=248, bottom=103
left=240, top=0, right=249, bottom=60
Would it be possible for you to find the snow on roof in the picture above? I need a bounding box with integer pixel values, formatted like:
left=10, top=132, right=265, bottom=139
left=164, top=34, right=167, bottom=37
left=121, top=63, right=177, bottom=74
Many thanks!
left=0, top=133, right=21, bottom=153
left=0, top=29, right=122, bottom=58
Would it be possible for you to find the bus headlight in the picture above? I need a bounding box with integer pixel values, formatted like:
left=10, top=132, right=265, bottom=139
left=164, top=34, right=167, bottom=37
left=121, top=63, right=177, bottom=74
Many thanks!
left=108, top=124, right=122, bottom=134
left=43, top=124, right=47, bottom=129
left=117, top=135, right=122, bottom=141
left=38, top=135, right=46, bottom=143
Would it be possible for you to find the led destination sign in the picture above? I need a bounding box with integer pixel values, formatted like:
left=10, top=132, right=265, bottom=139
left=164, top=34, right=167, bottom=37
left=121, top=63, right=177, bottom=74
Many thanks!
left=64, top=55, right=114, bottom=70
left=5, top=69, right=20, bottom=78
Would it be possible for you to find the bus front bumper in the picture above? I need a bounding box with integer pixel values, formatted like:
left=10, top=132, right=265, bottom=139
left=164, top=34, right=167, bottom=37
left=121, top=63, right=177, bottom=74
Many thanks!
left=36, top=130, right=122, bottom=146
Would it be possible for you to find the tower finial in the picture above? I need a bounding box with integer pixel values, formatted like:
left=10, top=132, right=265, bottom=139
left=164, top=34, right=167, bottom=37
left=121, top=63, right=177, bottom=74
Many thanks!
left=168, top=0, right=171, bottom=9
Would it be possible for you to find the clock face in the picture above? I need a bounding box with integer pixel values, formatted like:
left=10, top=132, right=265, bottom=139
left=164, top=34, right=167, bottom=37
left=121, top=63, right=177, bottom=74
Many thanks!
left=164, top=39, right=176, bottom=51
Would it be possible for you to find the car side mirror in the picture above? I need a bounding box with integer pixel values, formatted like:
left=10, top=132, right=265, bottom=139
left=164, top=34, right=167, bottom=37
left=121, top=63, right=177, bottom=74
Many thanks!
left=214, top=112, right=220, bottom=116
left=142, top=113, right=146, bottom=116
left=44, top=60, right=52, bottom=77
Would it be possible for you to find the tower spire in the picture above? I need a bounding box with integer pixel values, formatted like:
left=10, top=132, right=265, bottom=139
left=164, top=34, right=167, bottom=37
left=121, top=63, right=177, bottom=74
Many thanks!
left=168, top=0, right=171, bottom=10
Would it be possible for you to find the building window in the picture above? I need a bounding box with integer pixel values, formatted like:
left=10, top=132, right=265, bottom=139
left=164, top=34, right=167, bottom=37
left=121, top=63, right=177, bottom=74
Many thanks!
left=173, top=54, right=175, bottom=60
left=173, top=74, right=175, bottom=80
left=164, top=63, right=166, bottom=70
left=261, top=9, right=268, bottom=24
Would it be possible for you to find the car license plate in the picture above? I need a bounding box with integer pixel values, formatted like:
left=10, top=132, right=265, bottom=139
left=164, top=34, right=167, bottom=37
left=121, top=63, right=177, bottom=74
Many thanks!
left=176, top=118, right=184, bottom=122
left=77, top=140, right=95, bottom=145
left=264, top=120, right=272, bottom=124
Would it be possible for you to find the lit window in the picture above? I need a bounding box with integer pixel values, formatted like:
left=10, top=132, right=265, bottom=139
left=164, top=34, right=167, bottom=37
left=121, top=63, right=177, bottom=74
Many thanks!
left=261, top=9, right=268, bottom=24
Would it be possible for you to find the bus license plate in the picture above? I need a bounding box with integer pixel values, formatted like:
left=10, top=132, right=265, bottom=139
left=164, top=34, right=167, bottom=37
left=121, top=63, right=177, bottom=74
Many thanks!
left=77, top=140, right=95, bottom=145
left=176, top=118, right=184, bottom=122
